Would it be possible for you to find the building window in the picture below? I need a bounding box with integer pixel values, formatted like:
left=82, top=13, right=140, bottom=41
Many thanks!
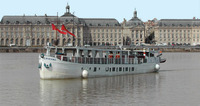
left=37, top=33, right=40, bottom=38
left=1, top=39, right=4, bottom=45
left=20, top=39, right=23, bottom=45
left=37, top=39, right=40, bottom=45
left=10, top=38, right=13, bottom=44
left=47, top=32, right=50, bottom=37
left=119, top=34, right=121, bottom=38
left=1, top=32, right=3, bottom=37
left=42, top=39, right=44, bottom=45
left=160, top=34, right=162, bottom=38
left=32, top=39, right=35, bottom=45
left=102, top=33, right=104, bottom=38
left=106, top=34, right=108, bottom=38
left=115, top=34, right=117, bottom=38
left=6, top=39, right=9, bottom=45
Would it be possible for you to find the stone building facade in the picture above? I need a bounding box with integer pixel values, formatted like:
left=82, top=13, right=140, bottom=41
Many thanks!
left=0, top=4, right=147, bottom=47
left=0, top=4, right=124, bottom=47
left=154, top=19, right=200, bottom=45
left=122, top=10, right=145, bottom=45
left=2, top=4, right=199, bottom=47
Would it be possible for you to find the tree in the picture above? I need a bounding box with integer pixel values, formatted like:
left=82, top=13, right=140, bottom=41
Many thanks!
left=145, top=32, right=155, bottom=44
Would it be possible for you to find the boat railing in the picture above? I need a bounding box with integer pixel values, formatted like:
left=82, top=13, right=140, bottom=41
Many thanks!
left=55, top=55, right=148, bottom=64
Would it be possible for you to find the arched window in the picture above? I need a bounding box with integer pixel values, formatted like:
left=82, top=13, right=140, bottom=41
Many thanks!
left=42, top=39, right=44, bottom=45
left=37, top=21, right=41, bottom=24
left=10, top=38, right=14, bottom=44
left=20, top=39, right=23, bottom=45
left=1, top=39, right=4, bottom=45
left=32, top=39, right=35, bottom=45
left=46, top=21, right=50, bottom=24
left=57, top=39, right=60, bottom=45
left=37, top=39, right=40, bottom=45
left=6, top=21, right=10, bottom=24
left=6, top=39, right=9, bottom=45
left=15, top=38, right=18, bottom=45
left=26, top=21, right=31, bottom=24
left=67, top=38, right=71, bottom=43
left=51, top=39, right=54, bottom=44
left=46, top=38, right=49, bottom=44
left=62, top=38, right=66, bottom=46
left=16, top=21, right=20, bottom=24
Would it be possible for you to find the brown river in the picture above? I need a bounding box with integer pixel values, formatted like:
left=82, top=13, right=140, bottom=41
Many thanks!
left=0, top=52, right=200, bottom=106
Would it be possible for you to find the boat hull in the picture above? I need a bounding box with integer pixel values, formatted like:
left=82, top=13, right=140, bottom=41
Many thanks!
left=39, top=56, right=159, bottom=79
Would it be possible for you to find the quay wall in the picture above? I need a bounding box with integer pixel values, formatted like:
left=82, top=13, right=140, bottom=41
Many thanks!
left=1, top=46, right=200, bottom=53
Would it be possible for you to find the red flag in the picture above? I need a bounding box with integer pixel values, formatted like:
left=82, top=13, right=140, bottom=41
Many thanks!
left=52, top=24, right=57, bottom=30
left=57, top=29, right=67, bottom=34
left=61, top=25, right=76, bottom=38
left=52, top=24, right=67, bottom=34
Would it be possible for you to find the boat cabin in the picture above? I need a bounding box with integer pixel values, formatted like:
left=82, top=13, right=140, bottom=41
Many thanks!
left=46, top=46, right=157, bottom=64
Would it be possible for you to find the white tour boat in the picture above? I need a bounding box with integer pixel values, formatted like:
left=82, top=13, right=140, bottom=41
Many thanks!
left=38, top=44, right=164, bottom=79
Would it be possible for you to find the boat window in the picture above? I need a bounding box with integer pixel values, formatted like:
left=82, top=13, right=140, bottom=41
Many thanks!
left=132, top=67, right=134, bottom=71
left=116, top=67, right=118, bottom=72
left=126, top=67, right=128, bottom=71
left=112, top=67, right=115, bottom=72
left=94, top=67, right=96, bottom=72
left=99, top=67, right=100, bottom=70
left=105, top=67, right=109, bottom=72
left=89, top=67, right=91, bottom=70
left=110, top=68, right=112, bottom=72
left=81, top=67, right=83, bottom=70
left=150, top=53, right=154, bottom=57
left=119, top=67, right=122, bottom=71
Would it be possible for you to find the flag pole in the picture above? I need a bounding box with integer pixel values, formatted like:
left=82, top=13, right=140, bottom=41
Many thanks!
left=54, top=12, right=59, bottom=46
left=73, top=12, right=75, bottom=46
left=56, top=12, right=58, bottom=40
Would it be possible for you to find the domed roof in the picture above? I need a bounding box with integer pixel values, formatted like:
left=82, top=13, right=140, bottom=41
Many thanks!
left=126, top=9, right=144, bottom=26
left=61, top=4, right=76, bottom=17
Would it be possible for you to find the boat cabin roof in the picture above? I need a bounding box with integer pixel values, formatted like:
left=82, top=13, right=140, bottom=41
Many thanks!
left=47, top=46, right=153, bottom=53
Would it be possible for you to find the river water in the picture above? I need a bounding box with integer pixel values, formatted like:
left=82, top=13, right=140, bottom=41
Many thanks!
left=0, top=53, right=200, bottom=106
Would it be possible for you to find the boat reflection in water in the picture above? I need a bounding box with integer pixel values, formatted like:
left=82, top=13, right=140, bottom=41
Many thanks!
left=40, top=73, right=160, bottom=105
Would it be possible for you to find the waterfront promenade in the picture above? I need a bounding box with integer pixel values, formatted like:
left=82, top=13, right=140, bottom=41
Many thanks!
left=1, top=46, right=200, bottom=53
